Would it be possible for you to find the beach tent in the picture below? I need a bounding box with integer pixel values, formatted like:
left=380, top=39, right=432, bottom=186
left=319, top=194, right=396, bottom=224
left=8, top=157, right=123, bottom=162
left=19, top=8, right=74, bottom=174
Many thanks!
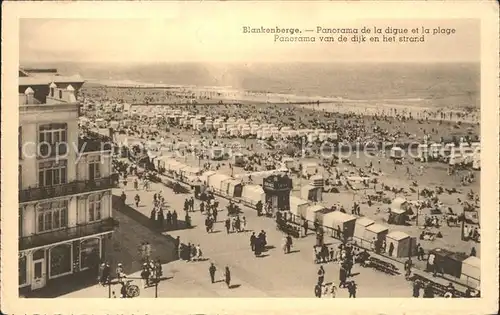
left=363, top=223, right=389, bottom=244
left=460, top=256, right=480, bottom=287
left=241, top=184, right=265, bottom=206
left=301, top=162, right=319, bottom=177
left=390, top=147, right=404, bottom=159
left=199, top=171, right=216, bottom=186
left=353, top=217, right=375, bottom=241
left=305, top=204, right=326, bottom=222
left=289, top=196, right=310, bottom=219
left=385, top=231, right=416, bottom=258
left=221, top=178, right=243, bottom=198
left=207, top=173, right=231, bottom=193
left=322, top=211, right=357, bottom=238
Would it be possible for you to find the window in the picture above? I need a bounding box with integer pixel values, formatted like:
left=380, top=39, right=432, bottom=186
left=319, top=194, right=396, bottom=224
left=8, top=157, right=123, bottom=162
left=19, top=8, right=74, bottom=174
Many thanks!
left=80, top=238, right=100, bottom=270
left=37, top=200, right=68, bottom=233
left=38, top=123, right=67, bottom=157
left=88, top=156, right=101, bottom=180
left=88, top=194, right=102, bottom=222
left=38, top=160, right=67, bottom=187
left=59, top=90, right=62, bottom=99
left=49, top=244, right=72, bottom=278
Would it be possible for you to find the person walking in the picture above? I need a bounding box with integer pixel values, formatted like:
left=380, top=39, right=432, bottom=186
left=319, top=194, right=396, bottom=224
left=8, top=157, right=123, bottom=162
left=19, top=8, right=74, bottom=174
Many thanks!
left=135, top=194, right=141, bottom=207
left=348, top=281, right=357, bottom=298
left=225, top=218, right=231, bottom=234
left=209, top=263, right=217, bottom=283
left=250, top=232, right=256, bottom=251
left=317, top=265, right=325, bottom=285
left=314, top=283, right=322, bottom=298
left=224, top=266, right=231, bottom=288
left=141, top=264, right=150, bottom=289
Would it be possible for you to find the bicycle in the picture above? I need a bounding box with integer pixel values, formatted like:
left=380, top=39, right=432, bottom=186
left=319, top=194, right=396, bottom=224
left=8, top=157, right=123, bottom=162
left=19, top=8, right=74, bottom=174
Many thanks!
left=123, top=279, right=140, bottom=298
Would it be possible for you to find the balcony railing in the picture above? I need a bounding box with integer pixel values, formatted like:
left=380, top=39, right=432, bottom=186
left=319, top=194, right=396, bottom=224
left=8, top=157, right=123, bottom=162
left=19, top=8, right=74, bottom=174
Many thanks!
left=19, top=174, right=119, bottom=203
left=19, top=217, right=119, bottom=250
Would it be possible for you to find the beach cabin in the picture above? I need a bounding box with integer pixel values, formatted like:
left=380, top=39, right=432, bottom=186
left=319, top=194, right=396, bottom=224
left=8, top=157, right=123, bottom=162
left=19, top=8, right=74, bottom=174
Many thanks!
left=301, top=162, right=319, bottom=178
left=448, top=152, right=464, bottom=166
left=229, top=128, right=240, bottom=138
left=210, top=147, right=225, bottom=160
left=390, top=146, right=404, bottom=160
left=353, top=217, right=375, bottom=242
left=429, top=143, right=442, bottom=160
left=363, top=223, right=389, bottom=246
left=205, top=120, right=214, bottom=131
left=281, top=157, right=296, bottom=171
left=217, top=128, right=227, bottom=138
left=472, top=147, right=480, bottom=170
left=460, top=256, right=480, bottom=287
left=122, top=119, right=132, bottom=127
left=207, top=173, right=231, bottom=194
left=322, top=211, right=357, bottom=239
left=220, top=178, right=243, bottom=198
left=440, top=143, right=455, bottom=162
left=240, top=184, right=265, bottom=207
left=307, top=133, right=318, bottom=143
left=305, top=204, right=327, bottom=223
left=385, top=231, right=417, bottom=258
left=261, top=129, right=272, bottom=140
left=328, top=132, right=338, bottom=141
left=289, top=196, right=310, bottom=223
left=318, top=133, right=329, bottom=142
left=199, top=170, right=216, bottom=187
left=233, top=153, right=245, bottom=167
left=95, top=118, right=106, bottom=128
left=240, top=126, right=251, bottom=138
left=418, top=144, right=429, bottom=162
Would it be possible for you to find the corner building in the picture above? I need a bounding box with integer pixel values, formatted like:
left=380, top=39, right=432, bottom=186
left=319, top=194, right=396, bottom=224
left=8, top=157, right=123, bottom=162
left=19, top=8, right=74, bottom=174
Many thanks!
left=18, top=68, right=118, bottom=292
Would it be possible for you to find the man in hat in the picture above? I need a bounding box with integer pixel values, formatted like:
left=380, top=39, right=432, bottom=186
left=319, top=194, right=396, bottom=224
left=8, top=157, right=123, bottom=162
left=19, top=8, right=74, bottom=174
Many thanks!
left=209, top=263, right=217, bottom=283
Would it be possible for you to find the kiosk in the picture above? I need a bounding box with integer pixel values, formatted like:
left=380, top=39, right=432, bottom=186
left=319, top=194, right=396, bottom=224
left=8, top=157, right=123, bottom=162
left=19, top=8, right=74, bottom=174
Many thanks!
left=262, top=174, right=293, bottom=211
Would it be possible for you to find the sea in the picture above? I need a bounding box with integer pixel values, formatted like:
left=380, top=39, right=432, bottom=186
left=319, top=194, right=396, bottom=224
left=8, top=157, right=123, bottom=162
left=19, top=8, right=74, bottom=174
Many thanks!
left=32, top=62, right=480, bottom=109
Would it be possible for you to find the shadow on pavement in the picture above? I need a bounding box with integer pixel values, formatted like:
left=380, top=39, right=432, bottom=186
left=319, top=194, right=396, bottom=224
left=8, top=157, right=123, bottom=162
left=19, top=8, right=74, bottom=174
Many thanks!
left=20, top=269, right=99, bottom=298
left=229, top=284, right=241, bottom=289
left=113, top=195, right=194, bottom=233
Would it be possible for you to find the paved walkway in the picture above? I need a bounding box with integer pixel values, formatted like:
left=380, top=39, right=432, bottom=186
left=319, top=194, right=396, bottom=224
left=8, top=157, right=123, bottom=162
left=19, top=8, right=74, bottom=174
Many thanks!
left=58, top=174, right=415, bottom=298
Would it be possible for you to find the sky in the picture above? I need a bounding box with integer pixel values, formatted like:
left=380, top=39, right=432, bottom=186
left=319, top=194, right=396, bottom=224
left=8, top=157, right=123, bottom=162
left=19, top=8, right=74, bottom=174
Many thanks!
left=19, top=16, right=480, bottom=64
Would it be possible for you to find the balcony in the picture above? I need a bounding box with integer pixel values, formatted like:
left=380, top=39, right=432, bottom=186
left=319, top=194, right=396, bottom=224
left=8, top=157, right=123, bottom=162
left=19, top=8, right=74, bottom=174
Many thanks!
left=78, top=131, right=113, bottom=153
left=19, top=174, right=119, bottom=203
left=19, top=217, right=119, bottom=250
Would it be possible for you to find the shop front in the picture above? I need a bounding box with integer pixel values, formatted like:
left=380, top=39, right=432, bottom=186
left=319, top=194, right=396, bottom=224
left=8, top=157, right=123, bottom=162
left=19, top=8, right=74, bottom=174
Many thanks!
left=19, top=235, right=106, bottom=292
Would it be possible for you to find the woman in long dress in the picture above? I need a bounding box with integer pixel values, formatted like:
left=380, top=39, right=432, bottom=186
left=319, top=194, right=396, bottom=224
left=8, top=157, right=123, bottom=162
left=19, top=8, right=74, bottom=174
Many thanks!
left=224, top=266, right=231, bottom=288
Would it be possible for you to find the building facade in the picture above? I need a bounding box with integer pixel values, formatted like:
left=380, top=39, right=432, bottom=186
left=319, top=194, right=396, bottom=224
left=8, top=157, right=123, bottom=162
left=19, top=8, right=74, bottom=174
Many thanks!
left=18, top=70, right=118, bottom=292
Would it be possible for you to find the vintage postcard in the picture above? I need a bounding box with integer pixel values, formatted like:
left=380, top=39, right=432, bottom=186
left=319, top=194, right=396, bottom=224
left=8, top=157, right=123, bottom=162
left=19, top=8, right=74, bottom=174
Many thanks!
left=1, top=1, right=499, bottom=314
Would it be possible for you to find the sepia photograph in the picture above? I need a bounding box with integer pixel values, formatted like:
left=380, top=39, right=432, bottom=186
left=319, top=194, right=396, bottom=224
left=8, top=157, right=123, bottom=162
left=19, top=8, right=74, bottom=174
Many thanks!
left=1, top=1, right=499, bottom=314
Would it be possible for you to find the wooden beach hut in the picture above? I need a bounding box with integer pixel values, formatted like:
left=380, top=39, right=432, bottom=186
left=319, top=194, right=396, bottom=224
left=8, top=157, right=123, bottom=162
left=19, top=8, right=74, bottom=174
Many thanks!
left=385, top=231, right=417, bottom=258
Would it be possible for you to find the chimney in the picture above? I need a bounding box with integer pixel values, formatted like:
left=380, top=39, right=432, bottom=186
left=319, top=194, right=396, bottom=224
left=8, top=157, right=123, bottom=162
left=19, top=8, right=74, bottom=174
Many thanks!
left=49, top=82, right=57, bottom=97
left=66, top=84, right=77, bottom=102
left=24, top=87, right=34, bottom=104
